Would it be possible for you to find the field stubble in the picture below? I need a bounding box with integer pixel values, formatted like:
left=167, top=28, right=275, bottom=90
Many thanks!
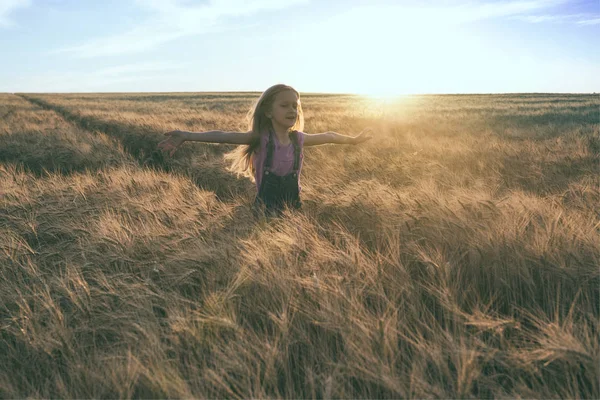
left=0, top=92, right=598, bottom=398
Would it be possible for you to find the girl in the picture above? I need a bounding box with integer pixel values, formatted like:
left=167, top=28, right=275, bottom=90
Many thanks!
left=158, top=84, right=373, bottom=216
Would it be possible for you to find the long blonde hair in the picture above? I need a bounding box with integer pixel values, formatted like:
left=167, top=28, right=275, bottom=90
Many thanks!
left=224, top=84, right=304, bottom=182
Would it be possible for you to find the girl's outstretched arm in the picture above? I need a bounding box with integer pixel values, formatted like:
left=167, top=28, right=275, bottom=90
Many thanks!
left=304, top=127, right=373, bottom=147
left=158, top=130, right=256, bottom=156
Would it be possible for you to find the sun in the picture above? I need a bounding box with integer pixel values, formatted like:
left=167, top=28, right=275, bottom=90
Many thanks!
left=355, top=88, right=414, bottom=105
left=361, top=90, right=411, bottom=101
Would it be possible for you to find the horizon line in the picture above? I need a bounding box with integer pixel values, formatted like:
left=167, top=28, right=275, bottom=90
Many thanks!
left=4, top=91, right=599, bottom=96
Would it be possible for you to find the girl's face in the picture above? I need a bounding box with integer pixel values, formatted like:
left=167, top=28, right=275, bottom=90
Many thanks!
left=266, top=90, right=299, bottom=130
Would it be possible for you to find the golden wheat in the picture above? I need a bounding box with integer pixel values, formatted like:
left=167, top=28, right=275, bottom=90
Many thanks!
left=0, top=92, right=598, bottom=398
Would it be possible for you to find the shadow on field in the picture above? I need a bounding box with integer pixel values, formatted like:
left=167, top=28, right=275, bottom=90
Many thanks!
left=488, top=107, right=599, bottom=140
left=18, top=95, right=252, bottom=202
left=498, top=152, right=599, bottom=195
left=0, top=130, right=132, bottom=176
left=0, top=105, right=42, bottom=119
left=503, top=98, right=596, bottom=105
left=19, top=94, right=181, bottom=163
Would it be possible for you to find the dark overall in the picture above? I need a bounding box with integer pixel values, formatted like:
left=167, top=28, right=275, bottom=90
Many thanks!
left=254, top=130, right=302, bottom=216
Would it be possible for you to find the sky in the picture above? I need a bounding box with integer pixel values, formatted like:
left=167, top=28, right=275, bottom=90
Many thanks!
left=0, top=0, right=598, bottom=94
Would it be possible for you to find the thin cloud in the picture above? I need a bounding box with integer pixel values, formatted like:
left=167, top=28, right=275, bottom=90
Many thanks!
left=513, top=13, right=600, bottom=25
left=52, top=26, right=188, bottom=58
left=444, top=0, right=570, bottom=23
left=309, top=0, right=574, bottom=38
left=438, top=1, right=600, bottom=29
left=514, top=14, right=585, bottom=23
left=0, top=0, right=31, bottom=28
left=324, top=0, right=572, bottom=29
left=54, top=0, right=309, bottom=58
left=94, top=61, right=188, bottom=77
left=10, top=61, right=188, bottom=92
left=577, top=18, right=600, bottom=25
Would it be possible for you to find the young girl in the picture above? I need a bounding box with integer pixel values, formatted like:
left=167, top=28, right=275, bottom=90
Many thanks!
left=158, top=84, right=373, bottom=216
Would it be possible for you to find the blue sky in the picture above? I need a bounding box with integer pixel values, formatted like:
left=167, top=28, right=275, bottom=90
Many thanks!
left=1, top=0, right=598, bottom=94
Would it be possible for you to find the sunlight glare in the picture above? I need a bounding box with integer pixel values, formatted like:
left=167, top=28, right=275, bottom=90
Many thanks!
left=309, top=5, right=478, bottom=95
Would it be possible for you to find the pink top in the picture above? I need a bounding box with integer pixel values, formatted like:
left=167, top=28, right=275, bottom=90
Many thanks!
left=252, top=131, right=305, bottom=192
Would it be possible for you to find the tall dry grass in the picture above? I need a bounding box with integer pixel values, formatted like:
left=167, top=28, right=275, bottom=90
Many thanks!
left=0, top=92, right=598, bottom=398
left=0, top=94, right=135, bottom=174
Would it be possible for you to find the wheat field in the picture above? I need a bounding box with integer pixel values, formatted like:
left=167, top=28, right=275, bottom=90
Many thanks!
left=0, top=91, right=598, bottom=398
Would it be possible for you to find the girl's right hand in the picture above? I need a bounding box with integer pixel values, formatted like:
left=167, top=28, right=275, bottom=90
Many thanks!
left=158, top=130, right=187, bottom=156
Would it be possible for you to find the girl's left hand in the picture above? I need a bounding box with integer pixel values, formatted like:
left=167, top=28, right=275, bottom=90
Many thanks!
left=352, top=127, right=373, bottom=144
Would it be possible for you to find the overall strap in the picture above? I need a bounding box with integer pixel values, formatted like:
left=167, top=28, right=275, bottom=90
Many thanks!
left=291, top=130, right=301, bottom=175
left=264, top=129, right=275, bottom=171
